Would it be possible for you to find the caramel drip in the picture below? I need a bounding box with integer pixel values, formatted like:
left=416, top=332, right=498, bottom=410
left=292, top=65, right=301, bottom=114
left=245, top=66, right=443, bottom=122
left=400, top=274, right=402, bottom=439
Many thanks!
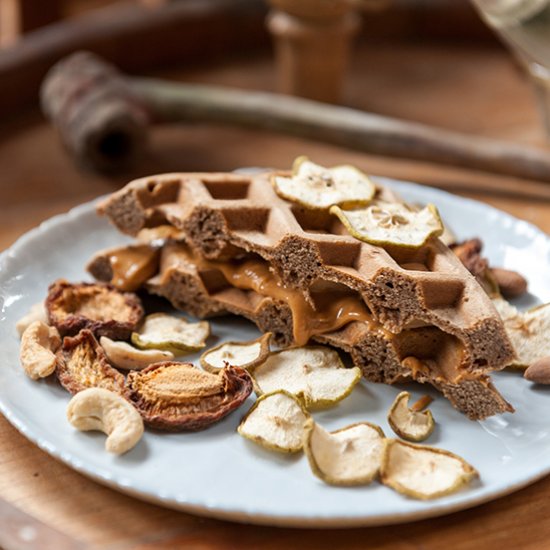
left=108, top=245, right=159, bottom=291
left=202, top=258, right=374, bottom=345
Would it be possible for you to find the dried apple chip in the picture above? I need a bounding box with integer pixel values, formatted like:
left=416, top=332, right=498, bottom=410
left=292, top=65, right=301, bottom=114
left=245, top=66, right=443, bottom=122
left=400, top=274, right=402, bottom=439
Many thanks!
left=238, top=390, right=310, bottom=453
left=380, top=439, right=478, bottom=500
left=251, top=346, right=361, bottom=409
left=272, top=157, right=376, bottom=210
left=131, top=313, right=210, bottom=354
left=331, top=201, right=443, bottom=249
left=200, top=333, right=271, bottom=373
left=493, top=298, right=550, bottom=368
left=126, top=361, right=253, bottom=431
left=388, top=391, right=435, bottom=442
left=303, top=419, right=385, bottom=486
left=46, top=279, right=144, bottom=340
left=16, top=302, right=48, bottom=337
left=100, top=336, right=174, bottom=371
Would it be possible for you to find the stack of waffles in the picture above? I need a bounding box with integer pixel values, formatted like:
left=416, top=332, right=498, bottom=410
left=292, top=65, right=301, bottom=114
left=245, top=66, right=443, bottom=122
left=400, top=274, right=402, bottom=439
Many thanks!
left=91, top=169, right=515, bottom=420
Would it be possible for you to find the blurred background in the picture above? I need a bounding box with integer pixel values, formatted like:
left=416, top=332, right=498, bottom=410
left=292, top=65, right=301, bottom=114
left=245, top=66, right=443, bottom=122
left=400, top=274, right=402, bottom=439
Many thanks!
left=1, top=0, right=549, bottom=250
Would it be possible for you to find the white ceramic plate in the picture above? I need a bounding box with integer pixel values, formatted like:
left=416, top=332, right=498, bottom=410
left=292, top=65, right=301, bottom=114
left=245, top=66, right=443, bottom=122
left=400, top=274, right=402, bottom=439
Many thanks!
left=1, top=178, right=550, bottom=528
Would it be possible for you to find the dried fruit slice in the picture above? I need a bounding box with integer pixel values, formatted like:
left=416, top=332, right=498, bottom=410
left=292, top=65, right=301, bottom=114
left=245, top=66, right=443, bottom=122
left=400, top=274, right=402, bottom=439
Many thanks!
left=251, top=346, right=361, bottom=409
left=100, top=336, right=174, bottom=370
left=380, top=439, right=478, bottom=500
left=238, top=390, right=310, bottom=453
left=303, top=419, right=385, bottom=486
left=56, top=329, right=127, bottom=396
left=387, top=391, right=435, bottom=442
left=331, top=201, right=443, bottom=248
left=131, top=313, right=210, bottom=354
left=46, top=279, right=144, bottom=339
left=272, top=157, right=376, bottom=210
left=126, top=362, right=253, bottom=431
left=493, top=298, right=550, bottom=368
left=200, top=333, right=271, bottom=373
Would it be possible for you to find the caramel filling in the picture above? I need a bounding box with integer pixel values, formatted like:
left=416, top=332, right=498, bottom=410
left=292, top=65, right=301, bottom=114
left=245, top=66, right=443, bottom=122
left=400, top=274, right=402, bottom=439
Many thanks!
left=107, top=244, right=159, bottom=291
left=197, top=257, right=375, bottom=346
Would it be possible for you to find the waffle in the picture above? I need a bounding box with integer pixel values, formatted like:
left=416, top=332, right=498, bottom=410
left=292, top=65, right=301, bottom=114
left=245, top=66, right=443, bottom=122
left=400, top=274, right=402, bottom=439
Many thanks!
left=96, top=171, right=516, bottom=419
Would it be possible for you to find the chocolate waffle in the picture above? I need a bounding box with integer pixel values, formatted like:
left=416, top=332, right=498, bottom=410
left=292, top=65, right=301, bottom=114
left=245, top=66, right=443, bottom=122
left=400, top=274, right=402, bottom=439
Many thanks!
left=94, top=171, right=516, bottom=419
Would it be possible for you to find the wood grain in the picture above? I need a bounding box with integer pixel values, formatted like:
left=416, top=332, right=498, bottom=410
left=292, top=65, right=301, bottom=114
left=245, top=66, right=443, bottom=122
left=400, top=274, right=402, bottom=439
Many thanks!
left=1, top=42, right=550, bottom=549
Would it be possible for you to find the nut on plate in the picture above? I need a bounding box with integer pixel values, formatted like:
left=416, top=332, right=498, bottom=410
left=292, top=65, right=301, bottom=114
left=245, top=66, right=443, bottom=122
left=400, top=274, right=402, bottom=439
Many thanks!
left=238, top=390, right=310, bottom=453
left=131, top=313, right=210, bottom=354
left=303, top=419, right=385, bottom=486
left=491, top=267, right=528, bottom=300
left=46, top=279, right=144, bottom=339
left=200, top=333, right=271, bottom=373
left=20, top=320, right=61, bottom=380
left=16, top=302, right=48, bottom=337
left=56, top=329, right=127, bottom=396
left=380, top=439, right=478, bottom=500
left=67, top=388, right=144, bottom=455
left=524, top=357, right=550, bottom=384
left=100, top=336, right=174, bottom=371
left=251, top=346, right=361, bottom=409
left=387, top=391, right=435, bottom=442
left=126, top=361, right=253, bottom=431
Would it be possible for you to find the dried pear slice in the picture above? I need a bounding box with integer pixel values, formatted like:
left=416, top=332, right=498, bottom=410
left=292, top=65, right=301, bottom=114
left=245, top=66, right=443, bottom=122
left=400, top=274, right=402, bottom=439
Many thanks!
left=56, top=329, right=127, bottom=396
left=46, top=279, right=144, bottom=340
left=303, top=419, right=385, bottom=486
left=131, top=313, right=210, bottom=354
left=331, top=201, right=444, bottom=249
left=251, top=346, right=361, bottom=409
left=387, top=391, right=435, bottom=442
left=238, top=390, right=310, bottom=453
left=493, top=298, right=550, bottom=368
left=200, top=333, right=271, bottom=373
left=272, top=157, right=376, bottom=210
left=380, top=439, right=478, bottom=500
left=100, top=336, right=174, bottom=371
left=126, top=361, right=253, bottom=431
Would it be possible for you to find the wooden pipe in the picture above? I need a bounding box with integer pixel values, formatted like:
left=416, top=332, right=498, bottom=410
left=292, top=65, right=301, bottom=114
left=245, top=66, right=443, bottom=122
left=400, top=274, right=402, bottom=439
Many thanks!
left=41, top=52, right=550, bottom=182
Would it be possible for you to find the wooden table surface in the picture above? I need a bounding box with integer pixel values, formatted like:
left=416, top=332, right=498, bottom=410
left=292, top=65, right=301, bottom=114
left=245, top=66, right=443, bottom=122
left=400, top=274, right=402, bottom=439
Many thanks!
left=2, top=42, right=550, bottom=549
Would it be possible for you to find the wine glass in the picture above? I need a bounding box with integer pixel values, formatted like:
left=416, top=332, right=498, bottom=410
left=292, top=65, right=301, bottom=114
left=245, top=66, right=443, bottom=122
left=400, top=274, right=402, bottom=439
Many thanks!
left=471, top=0, right=550, bottom=137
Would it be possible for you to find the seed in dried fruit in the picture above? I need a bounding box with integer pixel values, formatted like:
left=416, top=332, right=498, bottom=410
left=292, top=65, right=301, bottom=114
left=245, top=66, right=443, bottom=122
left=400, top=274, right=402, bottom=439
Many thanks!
left=131, top=313, right=210, bottom=354
left=272, top=157, right=376, bottom=210
left=20, top=321, right=61, bottom=380
left=100, top=336, right=174, bottom=371
left=126, top=362, right=253, bottom=431
left=493, top=298, right=550, bottom=368
left=303, top=419, right=385, bottom=486
left=387, top=391, right=435, bottom=442
left=524, top=357, right=550, bottom=384
left=200, top=333, right=271, bottom=373
left=56, top=329, right=127, bottom=396
left=238, top=390, right=310, bottom=453
left=380, top=439, right=478, bottom=500
left=46, top=279, right=144, bottom=340
left=331, top=201, right=443, bottom=249
left=251, top=346, right=361, bottom=409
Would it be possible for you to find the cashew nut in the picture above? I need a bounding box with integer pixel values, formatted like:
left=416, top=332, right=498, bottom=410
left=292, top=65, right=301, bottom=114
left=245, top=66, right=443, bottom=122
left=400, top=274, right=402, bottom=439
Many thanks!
left=99, top=336, right=174, bottom=370
left=66, top=388, right=144, bottom=454
left=20, top=320, right=61, bottom=380
left=16, top=302, right=48, bottom=337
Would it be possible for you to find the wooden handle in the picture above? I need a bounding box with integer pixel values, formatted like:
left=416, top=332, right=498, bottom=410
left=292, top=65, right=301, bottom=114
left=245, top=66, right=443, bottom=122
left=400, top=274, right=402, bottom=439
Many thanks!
left=133, top=78, right=550, bottom=183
